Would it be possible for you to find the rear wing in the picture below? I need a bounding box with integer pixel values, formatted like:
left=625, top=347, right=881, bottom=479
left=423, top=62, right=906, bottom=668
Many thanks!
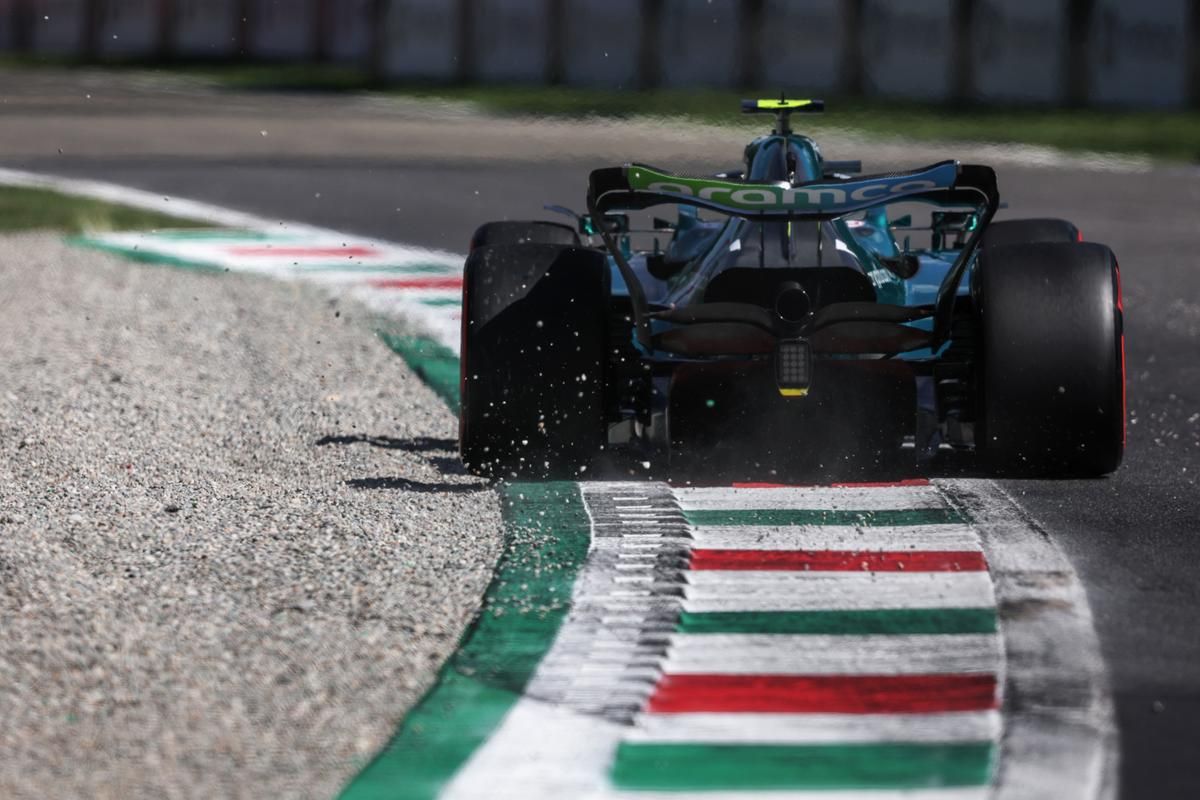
left=586, top=161, right=999, bottom=351
left=588, top=161, right=997, bottom=220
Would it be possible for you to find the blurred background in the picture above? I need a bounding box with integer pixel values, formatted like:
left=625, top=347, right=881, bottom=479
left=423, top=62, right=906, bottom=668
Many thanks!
left=0, top=0, right=1196, bottom=110
left=2, top=0, right=1198, bottom=164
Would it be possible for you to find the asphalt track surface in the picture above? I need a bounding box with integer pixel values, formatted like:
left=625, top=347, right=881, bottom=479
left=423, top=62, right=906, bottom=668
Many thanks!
left=2, top=71, right=1198, bottom=797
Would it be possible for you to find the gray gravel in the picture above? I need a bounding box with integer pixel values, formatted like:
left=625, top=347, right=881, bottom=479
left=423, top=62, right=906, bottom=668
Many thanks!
left=0, top=233, right=502, bottom=799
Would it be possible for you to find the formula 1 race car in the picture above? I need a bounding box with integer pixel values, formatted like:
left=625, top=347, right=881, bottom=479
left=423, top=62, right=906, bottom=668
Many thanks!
left=459, top=99, right=1125, bottom=479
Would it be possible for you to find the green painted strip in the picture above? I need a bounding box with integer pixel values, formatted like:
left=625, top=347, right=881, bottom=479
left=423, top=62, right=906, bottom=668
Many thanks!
left=683, top=508, right=964, bottom=527
left=379, top=333, right=460, bottom=414
left=677, top=608, right=998, bottom=636
left=611, top=742, right=994, bottom=791
left=419, top=297, right=463, bottom=307
left=68, top=237, right=227, bottom=272
left=338, top=482, right=593, bottom=800
left=132, top=229, right=297, bottom=241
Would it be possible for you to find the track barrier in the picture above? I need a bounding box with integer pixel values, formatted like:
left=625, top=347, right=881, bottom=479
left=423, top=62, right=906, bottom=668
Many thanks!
left=2, top=0, right=1197, bottom=107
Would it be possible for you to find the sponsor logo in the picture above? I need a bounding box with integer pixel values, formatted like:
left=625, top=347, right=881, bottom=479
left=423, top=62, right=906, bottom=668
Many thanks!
left=628, top=165, right=955, bottom=213
left=642, top=180, right=940, bottom=208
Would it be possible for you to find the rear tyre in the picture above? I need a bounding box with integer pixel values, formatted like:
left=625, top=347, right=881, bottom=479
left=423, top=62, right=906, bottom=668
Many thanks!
left=974, top=242, right=1125, bottom=476
left=460, top=244, right=610, bottom=478
left=469, top=220, right=580, bottom=251
left=981, top=217, right=1079, bottom=248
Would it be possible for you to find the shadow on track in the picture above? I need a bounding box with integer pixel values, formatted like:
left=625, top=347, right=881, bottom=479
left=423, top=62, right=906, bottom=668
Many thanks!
left=579, top=445, right=1001, bottom=487
left=317, top=433, right=1014, bottom=489
left=316, top=434, right=457, bottom=452
left=345, top=476, right=489, bottom=493
left=317, top=434, right=490, bottom=493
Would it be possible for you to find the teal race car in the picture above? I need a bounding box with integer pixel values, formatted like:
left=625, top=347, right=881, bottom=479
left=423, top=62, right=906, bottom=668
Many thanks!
left=459, top=100, right=1125, bottom=479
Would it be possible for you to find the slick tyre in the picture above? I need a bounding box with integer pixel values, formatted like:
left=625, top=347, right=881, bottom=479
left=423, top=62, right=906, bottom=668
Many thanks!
left=469, top=220, right=580, bottom=251
left=981, top=217, right=1079, bottom=249
left=460, top=244, right=609, bottom=478
left=974, top=241, right=1125, bottom=476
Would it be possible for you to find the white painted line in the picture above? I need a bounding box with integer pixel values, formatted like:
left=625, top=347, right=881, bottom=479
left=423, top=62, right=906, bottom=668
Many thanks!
left=682, top=571, right=996, bottom=612
left=603, top=789, right=990, bottom=800
left=690, top=523, right=983, bottom=552
left=444, top=484, right=689, bottom=799
left=627, top=710, right=1002, bottom=744
left=0, top=168, right=469, bottom=352
left=662, top=633, right=1001, bottom=675
left=0, top=167, right=329, bottom=234
left=937, top=479, right=1117, bottom=800
left=345, top=285, right=463, bottom=352
left=442, top=701, right=993, bottom=800
left=675, top=485, right=947, bottom=511
left=440, top=699, right=624, bottom=800
left=0, top=166, right=459, bottom=259
left=77, top=231, right=460, bottom=278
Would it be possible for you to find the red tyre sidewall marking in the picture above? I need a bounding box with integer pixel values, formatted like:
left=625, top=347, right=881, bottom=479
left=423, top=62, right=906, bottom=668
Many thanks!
left=459, top=265, right=471, bottom=445
left=1115, top=261, right=1127, bottom=446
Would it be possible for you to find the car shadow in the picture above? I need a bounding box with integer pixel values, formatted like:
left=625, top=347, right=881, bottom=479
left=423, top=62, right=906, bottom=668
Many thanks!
left=316, top=434, right=457, bottom=452
left=345, top=476, right=489, bottom=493
left=318, top=434, right=1004, bottom=488
left=584, top=446, right=1000, bottom=485
left=317, top=433, right=490, bottom=493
